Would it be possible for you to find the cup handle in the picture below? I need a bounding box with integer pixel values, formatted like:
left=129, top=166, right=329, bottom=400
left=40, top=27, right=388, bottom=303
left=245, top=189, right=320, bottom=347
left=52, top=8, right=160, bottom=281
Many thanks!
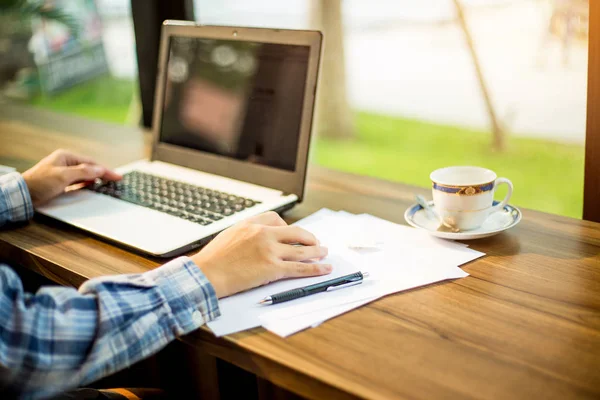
left=489, top=177, right=513, bottom=214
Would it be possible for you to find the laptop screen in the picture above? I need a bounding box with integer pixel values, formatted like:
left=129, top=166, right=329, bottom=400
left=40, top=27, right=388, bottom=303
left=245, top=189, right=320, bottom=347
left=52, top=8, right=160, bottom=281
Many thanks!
left=159, top=36, right=310, bottom=172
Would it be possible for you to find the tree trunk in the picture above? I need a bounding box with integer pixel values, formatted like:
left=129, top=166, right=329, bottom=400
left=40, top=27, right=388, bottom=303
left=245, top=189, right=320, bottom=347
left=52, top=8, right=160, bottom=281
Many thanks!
left=453, top=0, right=505, bottom=151
left=310, top=0, right=355, bottom=139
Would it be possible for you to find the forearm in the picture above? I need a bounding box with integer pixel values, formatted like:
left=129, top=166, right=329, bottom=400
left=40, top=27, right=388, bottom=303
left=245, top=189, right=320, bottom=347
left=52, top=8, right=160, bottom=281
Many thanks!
left=0, top=172, right=34, bottom=227
left=0, top=256, right=219, bottom=399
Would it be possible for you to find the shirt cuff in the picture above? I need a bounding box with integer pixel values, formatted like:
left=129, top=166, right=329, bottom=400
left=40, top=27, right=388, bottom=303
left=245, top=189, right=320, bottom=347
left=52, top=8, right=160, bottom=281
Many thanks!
left=0, top=172, right=34, bottom=223
left=144, top=256, right=221, bottom=335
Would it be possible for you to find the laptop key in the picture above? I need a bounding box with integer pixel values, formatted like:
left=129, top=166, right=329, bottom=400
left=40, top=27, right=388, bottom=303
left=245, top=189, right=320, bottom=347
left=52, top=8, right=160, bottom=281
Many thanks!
left=167, top=208, right=182, bottom=217
left=207, top=213, right=223, bottom=221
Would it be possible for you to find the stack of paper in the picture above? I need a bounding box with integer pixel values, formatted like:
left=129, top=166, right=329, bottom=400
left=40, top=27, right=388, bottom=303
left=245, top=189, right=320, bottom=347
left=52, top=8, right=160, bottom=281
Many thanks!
left=207, top=209, right=484, bottom=337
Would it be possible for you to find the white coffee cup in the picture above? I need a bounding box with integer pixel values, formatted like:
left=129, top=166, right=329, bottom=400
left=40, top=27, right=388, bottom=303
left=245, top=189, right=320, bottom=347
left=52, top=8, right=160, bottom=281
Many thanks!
left=430, top=166, right=513, bottom=231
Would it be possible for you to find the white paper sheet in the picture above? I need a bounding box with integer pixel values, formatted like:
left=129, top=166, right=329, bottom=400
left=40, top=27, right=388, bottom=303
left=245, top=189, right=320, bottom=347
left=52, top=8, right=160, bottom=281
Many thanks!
left=262, top=297, right=378, bottom=337
left=260, top=262, right=470, bottom=337
left=207, top=209, right=484, bottom=337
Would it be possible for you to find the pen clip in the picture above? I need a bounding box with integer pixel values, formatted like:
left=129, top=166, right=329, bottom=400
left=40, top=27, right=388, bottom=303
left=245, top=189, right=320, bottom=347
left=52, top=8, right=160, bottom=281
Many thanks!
left=326, top=280, right=363, bottom=292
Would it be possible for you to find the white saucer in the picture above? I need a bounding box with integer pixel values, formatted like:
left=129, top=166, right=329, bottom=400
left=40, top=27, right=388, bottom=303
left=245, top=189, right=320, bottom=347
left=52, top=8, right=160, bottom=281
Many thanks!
left=404, top=200, right=521, bottom=240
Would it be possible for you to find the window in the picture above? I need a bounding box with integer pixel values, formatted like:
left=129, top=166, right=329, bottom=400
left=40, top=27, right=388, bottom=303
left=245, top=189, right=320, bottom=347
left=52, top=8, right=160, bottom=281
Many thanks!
left=0, top=0, right=138, bottom=125
left=1, top=0, right=586, bottom=218
left=195, top=0, right=588, bottom=218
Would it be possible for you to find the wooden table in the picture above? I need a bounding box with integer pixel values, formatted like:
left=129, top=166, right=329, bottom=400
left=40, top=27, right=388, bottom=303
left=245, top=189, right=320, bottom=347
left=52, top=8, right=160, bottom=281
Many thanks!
left=1, top=106, right=599, bottom=399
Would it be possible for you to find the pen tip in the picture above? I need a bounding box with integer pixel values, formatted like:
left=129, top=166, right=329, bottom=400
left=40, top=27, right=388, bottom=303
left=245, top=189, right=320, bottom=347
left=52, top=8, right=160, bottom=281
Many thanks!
left=258, top=296, right=273, bottom=305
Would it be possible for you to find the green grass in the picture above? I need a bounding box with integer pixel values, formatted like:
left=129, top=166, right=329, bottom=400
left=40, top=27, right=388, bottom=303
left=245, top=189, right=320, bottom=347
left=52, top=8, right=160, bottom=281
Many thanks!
left=25, top=77, right=585, bottom=218
left=314, top=112, right=584, bottom=218
left=28, top=75, right=136, bottom=124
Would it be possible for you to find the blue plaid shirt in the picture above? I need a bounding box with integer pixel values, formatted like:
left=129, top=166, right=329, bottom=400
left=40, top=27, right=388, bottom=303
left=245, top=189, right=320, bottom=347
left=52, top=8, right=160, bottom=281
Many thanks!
left=0, top=172, right=220, bottom=399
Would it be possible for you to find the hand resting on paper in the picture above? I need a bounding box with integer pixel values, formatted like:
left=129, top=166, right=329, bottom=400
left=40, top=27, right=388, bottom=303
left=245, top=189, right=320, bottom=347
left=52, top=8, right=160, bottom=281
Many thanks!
left=192, top=212, right=331, bottom=298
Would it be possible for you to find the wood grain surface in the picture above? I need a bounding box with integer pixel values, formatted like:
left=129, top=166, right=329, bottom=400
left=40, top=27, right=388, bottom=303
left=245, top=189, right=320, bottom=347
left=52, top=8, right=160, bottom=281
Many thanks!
left=1, top=106, right=599, bottom=399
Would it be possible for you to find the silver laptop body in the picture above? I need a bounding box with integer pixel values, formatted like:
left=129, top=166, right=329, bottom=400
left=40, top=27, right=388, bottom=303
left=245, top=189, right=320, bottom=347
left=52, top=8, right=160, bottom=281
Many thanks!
left=37, top=21, right=322, bottom=257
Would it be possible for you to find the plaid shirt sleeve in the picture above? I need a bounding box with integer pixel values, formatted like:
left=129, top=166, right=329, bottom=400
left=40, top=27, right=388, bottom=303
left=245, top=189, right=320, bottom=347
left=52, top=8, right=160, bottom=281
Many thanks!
left=0, top=173, right=220, bottom=399
left=0, top=257, right=220, bottom=399
left=0, top=172, right=34, bottom=226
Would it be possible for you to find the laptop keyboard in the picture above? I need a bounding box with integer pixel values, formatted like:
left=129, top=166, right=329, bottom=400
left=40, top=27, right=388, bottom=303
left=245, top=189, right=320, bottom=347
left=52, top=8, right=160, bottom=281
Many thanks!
left=87, top=171, right=261, bottom=226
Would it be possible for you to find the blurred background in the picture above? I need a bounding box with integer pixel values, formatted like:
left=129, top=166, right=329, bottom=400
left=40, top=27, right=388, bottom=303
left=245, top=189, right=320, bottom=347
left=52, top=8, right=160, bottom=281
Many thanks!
left=0, top=0, right=589, bottom=218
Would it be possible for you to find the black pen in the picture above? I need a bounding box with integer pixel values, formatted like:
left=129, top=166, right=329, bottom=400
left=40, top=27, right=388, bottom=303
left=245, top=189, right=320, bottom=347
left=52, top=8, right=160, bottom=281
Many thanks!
left=258, top=271, right=369, bottom=305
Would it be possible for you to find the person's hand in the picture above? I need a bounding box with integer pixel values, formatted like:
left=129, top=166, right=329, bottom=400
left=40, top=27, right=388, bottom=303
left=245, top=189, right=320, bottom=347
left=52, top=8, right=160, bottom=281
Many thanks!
left=191, top=212, right=331, bottom=298
left=22, top=149, right=122, bottom=206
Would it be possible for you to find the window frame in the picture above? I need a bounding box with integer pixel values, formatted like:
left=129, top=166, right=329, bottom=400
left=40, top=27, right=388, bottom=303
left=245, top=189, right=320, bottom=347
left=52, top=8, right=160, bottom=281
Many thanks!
left=584, top=0, right=600, bottom=222
left=131, top=0, right=194, bottom=128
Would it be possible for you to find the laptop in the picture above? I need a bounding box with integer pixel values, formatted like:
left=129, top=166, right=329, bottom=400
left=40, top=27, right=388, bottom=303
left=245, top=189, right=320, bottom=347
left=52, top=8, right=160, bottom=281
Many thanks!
left=36, top=21, right=322, bottom=257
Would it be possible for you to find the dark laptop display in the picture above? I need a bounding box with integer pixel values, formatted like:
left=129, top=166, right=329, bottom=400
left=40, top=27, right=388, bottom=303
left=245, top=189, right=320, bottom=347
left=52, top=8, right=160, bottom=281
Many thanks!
left=159, top=36, right=311, bottom=172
